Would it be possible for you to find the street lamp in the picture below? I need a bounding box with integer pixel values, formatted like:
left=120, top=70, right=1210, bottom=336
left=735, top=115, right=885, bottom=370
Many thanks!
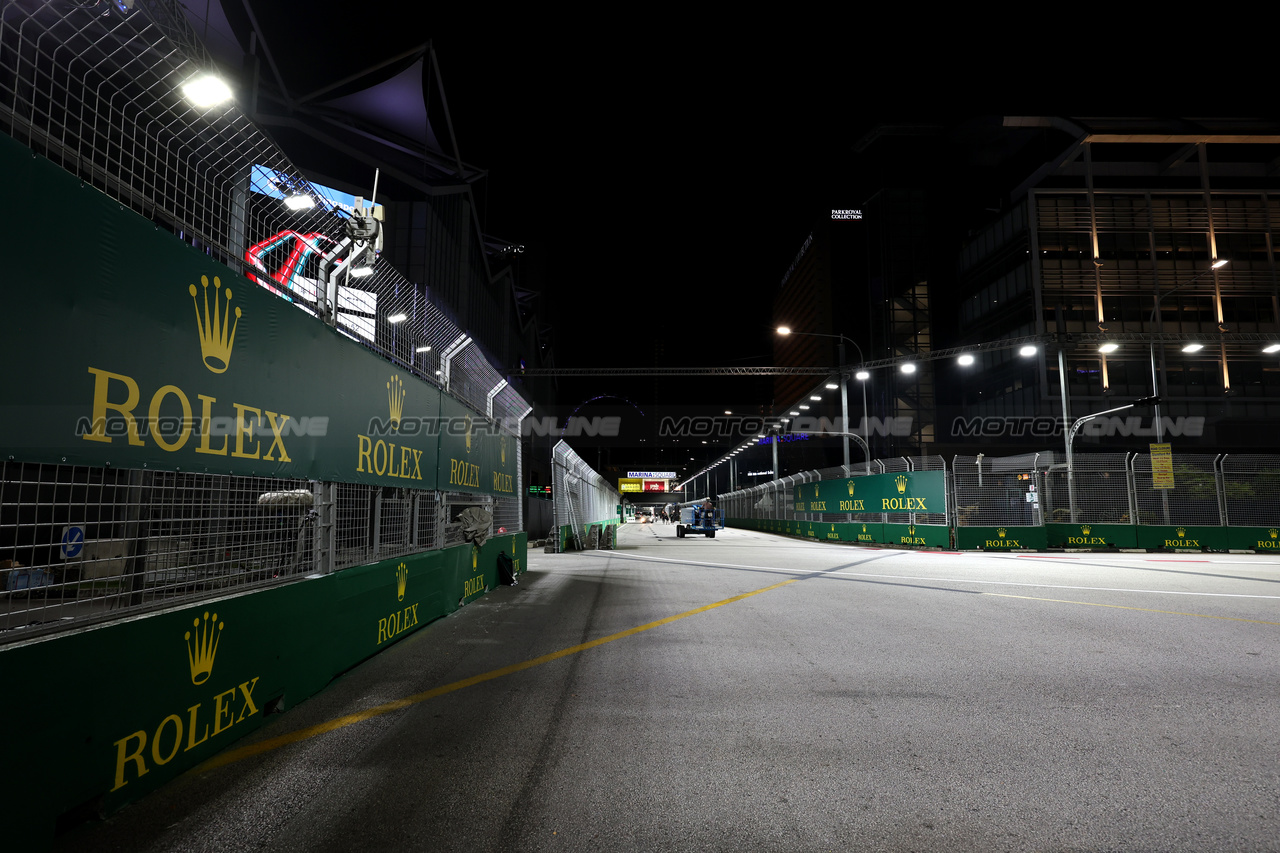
left=775, top=326, right=869, bottom=472
left=1148, top=259, right=1228, bottom=444
left=1065, top=396, right=1160, bottom=522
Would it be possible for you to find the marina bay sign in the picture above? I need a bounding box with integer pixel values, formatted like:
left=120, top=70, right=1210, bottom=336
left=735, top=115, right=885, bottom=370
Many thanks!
left=793, top=471, right=947, bottom=515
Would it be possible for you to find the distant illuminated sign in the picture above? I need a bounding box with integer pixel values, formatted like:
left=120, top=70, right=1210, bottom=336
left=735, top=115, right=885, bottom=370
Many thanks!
left=758, top=433, right=810, bottom=445
left=831, top=209, right=862, bottom=220
left=628, top=471, right=676, bottom=479
left=528, top=485, right=552, bottom=496
left=643, top=480, right=666, bottom=492
left=619, top=478, right=643, bottom=493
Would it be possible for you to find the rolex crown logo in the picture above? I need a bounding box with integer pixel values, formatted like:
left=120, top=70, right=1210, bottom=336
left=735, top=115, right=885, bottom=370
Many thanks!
left=396, top=562, right=408, bottom=601
left=896, top=475, right=908, bottom=494
left=1270, top=528, right=1278, bottom=540
left=861, top=524, right=867, bottom=533
left=387, top=374, right=406, bottom=429
left=464, top=415, right=473, bottom=452
left=189, top=275, right=241, bottom=374
left=184, top=611, right=224, bottom=685
left=1081, top=525, right=1091, bottom=536
left=830, top=523, right=835, bottom=531
left=848, top=482, right=855, bottom=496
left=998, top=528, right=1007, bottom=538
left=1176, top=527, right=1187, bottom=538
left=501, top=437, right=507, bottom=465
left=908, top=525, right=916, bottom=536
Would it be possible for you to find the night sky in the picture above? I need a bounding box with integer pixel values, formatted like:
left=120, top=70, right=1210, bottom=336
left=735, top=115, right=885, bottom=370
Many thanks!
left=203, top=6, right=1202, bottom=479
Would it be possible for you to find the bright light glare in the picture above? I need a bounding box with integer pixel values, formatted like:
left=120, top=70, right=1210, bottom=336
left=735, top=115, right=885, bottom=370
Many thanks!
left=181, top=75, right=233, bottom=108
left=825, top=383, right=839, bottom=390
left=1212, top=259, right=1229, bottom=269
left=350, top=265, right=375, bottom=279
left=283, top=194, right=314, bottom=211
left=387, top=313, right=407, bottom=324
left=776, top=326, right=791, bottom=335
left=1098, top=343, right=1119, bottom=353
left=810, top=395, right=822, bottom=401
left=957, top=354, right=975, bottom=366
left=1019, top=345, right=1037, bottom=357
left=1265, top=344, right=1280, bottom=354
left=855, top=370, right=870, bottom=381
left=900, top=363, right=916, bottom=374
left=799, top=405, right=811, bottom=410
left=790, top=411, right=800, bottom=416
left=1181, top=343, right=1204, bottom=353
left=415, top=345, right=431, bottom=353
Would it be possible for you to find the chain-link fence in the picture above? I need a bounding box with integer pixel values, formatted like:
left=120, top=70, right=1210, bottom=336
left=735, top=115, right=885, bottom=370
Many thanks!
left=1220, top=455, right=1280, bottom=526
left=721, top=452, right=1280, bottom=537
left=1132, top=453, right=1224, bottom=527
left=551, top=441, right=619, bottom=551
left=0, top=3, right=530, bottom=644
left=954, top=453, right=1049, bottom=527
left=1040, top=453, right=1133, bottom=525
left=1, top=461, right=312, bottom=638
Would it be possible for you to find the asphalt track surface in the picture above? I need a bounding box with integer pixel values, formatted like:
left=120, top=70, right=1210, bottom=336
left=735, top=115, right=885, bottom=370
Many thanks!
left=58, top=523, right=1280, bottom=852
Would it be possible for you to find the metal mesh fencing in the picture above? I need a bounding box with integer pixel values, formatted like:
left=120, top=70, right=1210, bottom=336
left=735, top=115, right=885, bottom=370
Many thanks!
left=1131, top=453, right=1224, bottom=526
left=442, top=491, right=494, bottom=549
left=551, top=441, right=619, bottom=551
left=1220, top=455, right=1280, bottom=526
left=1041, top=453, right=1133, bottom=525
left=946, top=454, right=1040, bottom=527
left=0, top=461, right=317, bottom=641
left=0, top=0, right=530, bottom=438
left=0, top=2, right=531, bottom=646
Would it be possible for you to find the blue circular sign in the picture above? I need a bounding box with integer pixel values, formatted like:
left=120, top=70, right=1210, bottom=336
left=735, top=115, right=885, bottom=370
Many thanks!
left=61, top=526, right=85, bottom=559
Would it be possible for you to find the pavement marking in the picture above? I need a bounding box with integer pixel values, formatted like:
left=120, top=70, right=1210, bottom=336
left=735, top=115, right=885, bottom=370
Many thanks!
left=194, top=576, right=801, bottom=773
left=823, top=569, right=1280, bottom=600
left=602, top=551, right=1280, bottom=600
left=983, top=592, right=1280, bottom=625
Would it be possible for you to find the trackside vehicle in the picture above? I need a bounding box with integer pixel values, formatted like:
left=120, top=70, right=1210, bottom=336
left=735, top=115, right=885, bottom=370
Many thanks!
left=676, top=504, right=723, bottom=538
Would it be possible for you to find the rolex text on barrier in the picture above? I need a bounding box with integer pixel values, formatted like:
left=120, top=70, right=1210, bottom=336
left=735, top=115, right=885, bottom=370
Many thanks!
left=0, top=134, right=517, bottom=497
left=792, top=471, right=947, bottom=515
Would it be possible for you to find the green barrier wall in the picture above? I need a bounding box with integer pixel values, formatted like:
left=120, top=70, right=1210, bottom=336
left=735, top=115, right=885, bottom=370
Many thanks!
left=1229, top=526, right=1280, bottom=551
left=955, top=526, right=1049, bottom=551
left=0, top=533, right=525, bottom=849
left=726, top=518, right=947, bottom=548
left=1045, top=523, right=1138, bottom=549
left=1136, top=525, right=1228, bottom=551
left=729, top=518, right=1280, bottom=553
left=557, top=517, right=619, bottom=552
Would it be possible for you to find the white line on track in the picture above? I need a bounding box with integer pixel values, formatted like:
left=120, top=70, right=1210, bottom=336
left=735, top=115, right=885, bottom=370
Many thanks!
left=602, top=551, right=1280, bottom=600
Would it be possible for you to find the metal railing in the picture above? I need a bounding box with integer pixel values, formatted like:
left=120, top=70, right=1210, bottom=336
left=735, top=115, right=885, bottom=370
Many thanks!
left=0, top=3, right=530, bottom=644
left=551, top=441, right=619, bottom=551
left=720, top=451, right=1280, bottom=535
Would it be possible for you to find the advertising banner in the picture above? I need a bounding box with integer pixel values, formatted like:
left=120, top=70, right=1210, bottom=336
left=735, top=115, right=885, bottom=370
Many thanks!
left=792, top=471, right=947, bottom=515
left=0, top=135, right=515, bottom=497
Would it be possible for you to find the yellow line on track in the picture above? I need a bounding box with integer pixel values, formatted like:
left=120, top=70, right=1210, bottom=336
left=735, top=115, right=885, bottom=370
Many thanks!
left=983, top=592, right=1280, bottom=625
left=197, top=577, right=801, bottom=772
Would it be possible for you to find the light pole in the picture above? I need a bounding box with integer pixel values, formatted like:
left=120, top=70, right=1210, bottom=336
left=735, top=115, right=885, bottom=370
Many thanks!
left=776, top=327, right=870, bottom=473
left=1148, top=259, right=1228, bottom=443
left=1065, top=397, right=1160, bottom=523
